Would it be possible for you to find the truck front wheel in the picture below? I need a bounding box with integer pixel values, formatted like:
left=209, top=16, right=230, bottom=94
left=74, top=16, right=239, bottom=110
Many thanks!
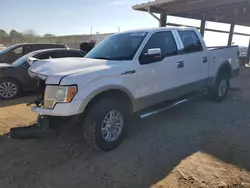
left=83, top=98, right=128, bottom=151
left=209, top=73, right=229, bottom=102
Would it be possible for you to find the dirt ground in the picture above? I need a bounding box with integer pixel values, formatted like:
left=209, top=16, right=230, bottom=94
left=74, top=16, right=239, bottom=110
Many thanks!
left=1, top=68, right=250, bottom=188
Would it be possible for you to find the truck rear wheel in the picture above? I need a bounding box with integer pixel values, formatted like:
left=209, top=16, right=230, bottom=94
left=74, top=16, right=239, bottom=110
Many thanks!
left=83, top=98, right=128, bottom=151
left=209, top=73, right=229, bottom=102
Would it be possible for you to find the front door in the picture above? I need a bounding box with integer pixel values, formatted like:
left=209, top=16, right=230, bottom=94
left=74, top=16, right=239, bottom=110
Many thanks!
left=136, top=31, right=185, bottom=110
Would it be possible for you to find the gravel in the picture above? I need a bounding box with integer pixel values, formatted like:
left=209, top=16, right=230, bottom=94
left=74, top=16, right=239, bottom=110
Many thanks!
left=0, top=67, right=250, bottom=188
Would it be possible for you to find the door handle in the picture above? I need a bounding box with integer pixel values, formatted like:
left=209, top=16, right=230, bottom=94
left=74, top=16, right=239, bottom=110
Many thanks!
left=177, top=61, right=184, bottom=68
left=203, top=56, right=208, bottom=63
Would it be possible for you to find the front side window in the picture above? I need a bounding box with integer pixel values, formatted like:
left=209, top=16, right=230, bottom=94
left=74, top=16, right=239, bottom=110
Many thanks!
left=13, top=46, right=23, bottom=55
left=140, top=31, right=178, bottom=57
left=85, top=32, right=148, bottom=60
left=178, top=30, right=203, bottom=53
left=36, top=52, right=53, bottom=59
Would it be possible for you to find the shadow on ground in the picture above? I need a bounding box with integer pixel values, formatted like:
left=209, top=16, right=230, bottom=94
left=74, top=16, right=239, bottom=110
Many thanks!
left=0, top=92, right=38, bottom=108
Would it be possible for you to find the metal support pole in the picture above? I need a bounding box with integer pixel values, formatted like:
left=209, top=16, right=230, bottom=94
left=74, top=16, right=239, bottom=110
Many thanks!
left=159, top=13, right=167, bottom=27
left=200, top=20, right=206, bottom=37
left=228, top=24, right=235, bottom=46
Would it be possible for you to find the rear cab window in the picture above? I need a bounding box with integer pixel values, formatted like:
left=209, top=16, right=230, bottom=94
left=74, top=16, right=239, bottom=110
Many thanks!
left=178, top=30, right=203, bottom=53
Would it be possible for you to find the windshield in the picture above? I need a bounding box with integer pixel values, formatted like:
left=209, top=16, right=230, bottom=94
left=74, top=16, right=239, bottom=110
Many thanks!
left=85, top=32, right=148, bottom=60
left=11, top=51, right=37, bottom=67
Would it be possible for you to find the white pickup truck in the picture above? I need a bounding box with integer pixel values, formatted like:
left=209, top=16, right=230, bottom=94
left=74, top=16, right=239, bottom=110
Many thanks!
left=29, top=27, right=239, bottom=151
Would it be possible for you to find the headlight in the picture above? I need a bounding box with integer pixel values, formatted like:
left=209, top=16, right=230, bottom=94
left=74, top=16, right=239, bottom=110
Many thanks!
left=44, top=85, right=77, bottom=109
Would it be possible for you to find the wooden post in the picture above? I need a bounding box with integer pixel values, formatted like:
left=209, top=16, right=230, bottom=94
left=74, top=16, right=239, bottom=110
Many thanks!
left=200, top=20, right=206, bottom=37
left=159, top=13, right=167, bottom=27
left=228, top=24, right=235, bottom=46
left=246, top=37, right=250, bottom=64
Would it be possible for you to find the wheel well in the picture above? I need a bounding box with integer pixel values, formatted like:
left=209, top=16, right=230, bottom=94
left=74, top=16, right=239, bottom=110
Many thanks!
left=218, top=63, right=232, bottom=77
left=85, top=89, right=134, bottom=113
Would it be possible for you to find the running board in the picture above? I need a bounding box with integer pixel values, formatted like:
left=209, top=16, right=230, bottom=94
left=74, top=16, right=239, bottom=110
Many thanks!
left=140, top=91, right=207, bottom=119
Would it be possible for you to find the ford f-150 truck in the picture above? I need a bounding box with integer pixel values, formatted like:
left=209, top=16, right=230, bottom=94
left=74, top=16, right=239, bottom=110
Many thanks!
left=28, top=27, right=239, bottom=151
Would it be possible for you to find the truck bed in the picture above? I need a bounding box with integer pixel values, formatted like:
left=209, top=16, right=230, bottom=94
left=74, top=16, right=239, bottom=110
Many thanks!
left=208, top=45, right=239, bottom=78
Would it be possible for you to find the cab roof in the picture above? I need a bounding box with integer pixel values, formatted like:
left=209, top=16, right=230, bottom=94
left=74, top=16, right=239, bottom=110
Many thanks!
left=116, top=27, right=197, bottom=35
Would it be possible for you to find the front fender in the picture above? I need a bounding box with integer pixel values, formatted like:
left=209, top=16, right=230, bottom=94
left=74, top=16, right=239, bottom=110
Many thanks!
left=74, top=77, right=139, bottom=114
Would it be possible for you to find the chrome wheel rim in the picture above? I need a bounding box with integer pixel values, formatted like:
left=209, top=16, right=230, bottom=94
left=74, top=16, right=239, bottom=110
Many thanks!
left=101, top=110, right=124, bottom=142
left=0, top=81, right=18, bottom=99
left=218, top=80, right=227, bottom=97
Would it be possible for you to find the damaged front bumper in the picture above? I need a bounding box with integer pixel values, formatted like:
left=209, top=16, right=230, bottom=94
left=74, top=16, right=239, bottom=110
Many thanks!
left=31, top=100, right=83, bottom=117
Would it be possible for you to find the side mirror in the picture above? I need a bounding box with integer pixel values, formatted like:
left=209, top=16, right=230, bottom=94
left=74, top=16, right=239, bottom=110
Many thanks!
left=147, top=48, right=162, bottom=56
left=140, top=48, right=162, bottom=64
left=27, top=57, right=38, bottom=66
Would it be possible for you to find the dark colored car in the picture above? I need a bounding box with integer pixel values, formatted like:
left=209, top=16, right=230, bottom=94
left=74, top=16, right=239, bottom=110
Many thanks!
left=0, top=43, right=66, bottom=64
left=0, top=48, right=86, bottom=99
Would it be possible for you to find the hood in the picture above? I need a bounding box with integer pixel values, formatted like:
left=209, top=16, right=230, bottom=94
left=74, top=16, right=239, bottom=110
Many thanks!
left=29, top=57, right=109, bottom=82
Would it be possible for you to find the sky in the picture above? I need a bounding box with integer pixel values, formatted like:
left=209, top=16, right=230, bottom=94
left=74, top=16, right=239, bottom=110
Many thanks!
left=1, top=0, right=250, bottom=47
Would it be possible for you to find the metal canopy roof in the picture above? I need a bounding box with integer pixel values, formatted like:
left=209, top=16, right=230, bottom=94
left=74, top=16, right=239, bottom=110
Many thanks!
left=133, top=0, right=250, bottom=26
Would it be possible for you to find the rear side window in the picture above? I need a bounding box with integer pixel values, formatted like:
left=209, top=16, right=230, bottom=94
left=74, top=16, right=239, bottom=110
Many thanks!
left=178, top=31, right=203, bottom=53
left=30, top=44, right=65, bottom=51
left=141, top=31, right=178, bottom=57
left=45, top=44, right=65, bottom=49
left=24, top=45, right=44, bottom=53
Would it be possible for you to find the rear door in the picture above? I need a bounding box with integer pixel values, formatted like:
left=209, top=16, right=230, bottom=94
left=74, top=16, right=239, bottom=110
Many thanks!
left=176, top=30, right=209, bottom=90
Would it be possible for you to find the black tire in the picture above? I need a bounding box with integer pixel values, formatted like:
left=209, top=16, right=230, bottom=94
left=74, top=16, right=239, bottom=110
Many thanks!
left=83, top=98, right=128, bottom=151
left=0, top=79, right=21, bottom=100
left=209, top=73, right=229, bottom=102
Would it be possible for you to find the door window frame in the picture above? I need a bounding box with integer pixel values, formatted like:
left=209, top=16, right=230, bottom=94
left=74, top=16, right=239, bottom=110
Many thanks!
left=176, top=30, right=204, bottom=54
left=138, top=30, right=180, bottom=65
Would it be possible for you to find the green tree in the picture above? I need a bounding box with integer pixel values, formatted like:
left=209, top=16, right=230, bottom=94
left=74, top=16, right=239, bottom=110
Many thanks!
left=9, top=30, right=20, bottom=38
left=0, top=29, right=8, bottom=38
